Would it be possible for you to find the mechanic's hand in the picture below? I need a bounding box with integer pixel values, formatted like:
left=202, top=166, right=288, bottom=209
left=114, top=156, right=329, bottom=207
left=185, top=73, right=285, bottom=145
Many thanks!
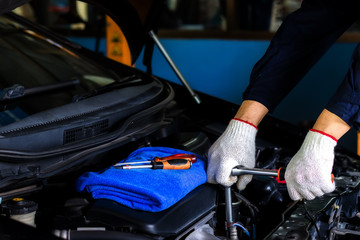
left=285, top=129, right=337, bottom=200
left=207, top=119, right=257, bottom=190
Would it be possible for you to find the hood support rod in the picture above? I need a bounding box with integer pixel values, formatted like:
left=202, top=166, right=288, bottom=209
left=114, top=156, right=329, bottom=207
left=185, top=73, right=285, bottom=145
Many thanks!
left=148, top=30, right=201, bottom=104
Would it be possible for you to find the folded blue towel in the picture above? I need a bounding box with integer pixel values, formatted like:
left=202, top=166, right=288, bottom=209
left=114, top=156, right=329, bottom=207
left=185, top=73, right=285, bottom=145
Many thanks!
left=75, top=147, right=207, bottom=212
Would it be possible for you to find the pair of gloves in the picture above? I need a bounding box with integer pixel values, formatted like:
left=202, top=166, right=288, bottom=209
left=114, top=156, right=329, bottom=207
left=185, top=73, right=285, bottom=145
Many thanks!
left=207, top=118, right=337, bottom=200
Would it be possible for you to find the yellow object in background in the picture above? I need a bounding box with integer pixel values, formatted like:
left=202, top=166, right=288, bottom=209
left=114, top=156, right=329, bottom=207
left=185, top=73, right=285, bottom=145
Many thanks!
left=106, top=16, right=132, bottom=66
left=358, top=131, right=360, bottom=156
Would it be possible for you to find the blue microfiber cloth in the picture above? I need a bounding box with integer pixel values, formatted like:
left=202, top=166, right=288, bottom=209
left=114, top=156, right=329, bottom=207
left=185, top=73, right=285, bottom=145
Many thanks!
left=75, top=147, right=207, bottom=212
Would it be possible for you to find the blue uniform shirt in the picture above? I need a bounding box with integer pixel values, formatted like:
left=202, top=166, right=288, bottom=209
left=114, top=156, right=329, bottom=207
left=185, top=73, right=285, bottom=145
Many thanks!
left=243, top=0, right=360, bottom=129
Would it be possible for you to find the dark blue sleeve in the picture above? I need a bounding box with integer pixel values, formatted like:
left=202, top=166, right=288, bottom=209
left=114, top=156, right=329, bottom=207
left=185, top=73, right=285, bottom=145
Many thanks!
left=326, top=43, right=360, bottom=129
left=242, top=0, right=360, bottom=112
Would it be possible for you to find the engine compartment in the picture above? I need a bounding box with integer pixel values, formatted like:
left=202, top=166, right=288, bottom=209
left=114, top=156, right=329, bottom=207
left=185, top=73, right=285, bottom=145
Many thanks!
left=0, top=88, right=359, bottom=240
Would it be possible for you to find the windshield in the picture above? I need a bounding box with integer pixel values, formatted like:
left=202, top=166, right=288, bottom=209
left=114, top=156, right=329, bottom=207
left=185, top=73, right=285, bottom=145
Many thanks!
left=0, top=15, right=117, bottom=126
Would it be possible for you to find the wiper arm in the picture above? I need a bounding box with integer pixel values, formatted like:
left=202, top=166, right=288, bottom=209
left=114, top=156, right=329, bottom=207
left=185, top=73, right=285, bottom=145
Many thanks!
left=72, top=76, right=143, bottom=102
left=0, top=79, right=80, bottom=101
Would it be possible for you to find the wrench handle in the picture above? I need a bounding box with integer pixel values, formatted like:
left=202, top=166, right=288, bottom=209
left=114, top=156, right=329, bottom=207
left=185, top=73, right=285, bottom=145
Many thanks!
left=231, top=166, right=333, bottom=183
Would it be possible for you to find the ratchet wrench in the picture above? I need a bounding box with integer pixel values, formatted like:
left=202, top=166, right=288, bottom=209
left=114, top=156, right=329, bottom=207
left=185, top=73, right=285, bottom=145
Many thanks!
left=224, top=166, right=286, bottom=240
left=224, top=166, right=334, bottom=239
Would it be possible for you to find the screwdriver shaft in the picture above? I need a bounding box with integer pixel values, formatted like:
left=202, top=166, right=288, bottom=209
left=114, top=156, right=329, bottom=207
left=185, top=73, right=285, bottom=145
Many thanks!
left=114, top=161, right=151, bottom=167
left=120, top=165, right=152, bottom=169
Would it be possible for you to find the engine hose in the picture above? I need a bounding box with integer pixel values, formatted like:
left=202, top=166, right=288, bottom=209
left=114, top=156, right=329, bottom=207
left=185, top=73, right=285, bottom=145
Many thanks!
left=234, top=191, right=259, bottom=221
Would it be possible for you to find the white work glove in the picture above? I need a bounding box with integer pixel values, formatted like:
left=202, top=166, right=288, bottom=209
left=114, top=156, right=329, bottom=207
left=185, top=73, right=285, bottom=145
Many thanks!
left=207, top=119, right=257, bottom=190
left=285, top=129, right=337, bottom=200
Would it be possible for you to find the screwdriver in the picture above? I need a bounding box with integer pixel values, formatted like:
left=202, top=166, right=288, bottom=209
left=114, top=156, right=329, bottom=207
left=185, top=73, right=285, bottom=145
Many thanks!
left=113, top=153, right=197, bottom=168
left=115, top=159, right=192, bottom=170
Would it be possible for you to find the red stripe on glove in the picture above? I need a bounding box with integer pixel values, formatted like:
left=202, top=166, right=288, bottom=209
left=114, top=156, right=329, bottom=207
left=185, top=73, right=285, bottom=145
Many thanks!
left=310, top=129, right=338, bottom=142
left=233, top=118, right=258, bottom=130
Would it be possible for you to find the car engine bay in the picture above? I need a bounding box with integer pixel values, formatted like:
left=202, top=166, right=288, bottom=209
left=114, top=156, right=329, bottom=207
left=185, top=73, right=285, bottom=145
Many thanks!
left=0, top=86, right=359, bottom=240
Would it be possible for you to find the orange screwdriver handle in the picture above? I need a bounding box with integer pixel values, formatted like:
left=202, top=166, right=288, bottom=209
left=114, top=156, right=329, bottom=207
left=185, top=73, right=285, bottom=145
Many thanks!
left=152, top=159, right=192, bottom=170
left=153, top=154, right=197, bottom=163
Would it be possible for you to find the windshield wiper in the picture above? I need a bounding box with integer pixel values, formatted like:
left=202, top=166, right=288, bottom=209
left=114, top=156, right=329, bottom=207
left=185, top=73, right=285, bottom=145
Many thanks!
left=0, top=78, right=80, bottom=101
left=72, top=76, right=144, bottom=102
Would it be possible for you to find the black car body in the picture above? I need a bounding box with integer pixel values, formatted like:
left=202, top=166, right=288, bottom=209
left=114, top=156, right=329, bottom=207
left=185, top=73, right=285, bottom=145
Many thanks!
left=0, top=1, right=359, bottom=240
